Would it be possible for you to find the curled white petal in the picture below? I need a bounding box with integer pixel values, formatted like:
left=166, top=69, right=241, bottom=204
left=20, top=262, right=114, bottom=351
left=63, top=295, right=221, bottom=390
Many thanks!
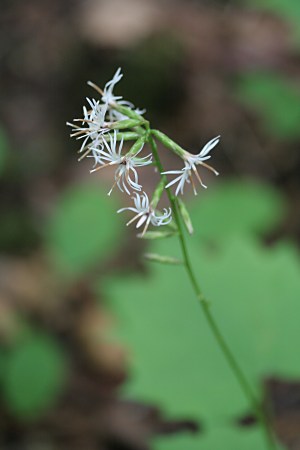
left=102, top=67, right=123, bottom=104
left=90, top=131, right=152, bottom=196
left=117, top=192, right=172, bottom=234
left=67, top=99, right=109, bottom=155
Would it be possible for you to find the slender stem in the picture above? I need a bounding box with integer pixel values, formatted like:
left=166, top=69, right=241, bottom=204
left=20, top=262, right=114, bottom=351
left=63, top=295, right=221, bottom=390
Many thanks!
left=148, top=133, right=276, bottom=450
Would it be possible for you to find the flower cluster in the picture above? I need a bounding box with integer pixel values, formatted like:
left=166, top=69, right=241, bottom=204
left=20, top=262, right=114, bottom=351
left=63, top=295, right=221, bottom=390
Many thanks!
left=67, top=68, right=172, bottom=235
left=68, top=68, right=220, bottom=235
left=67, top=68, right=149, bottom=193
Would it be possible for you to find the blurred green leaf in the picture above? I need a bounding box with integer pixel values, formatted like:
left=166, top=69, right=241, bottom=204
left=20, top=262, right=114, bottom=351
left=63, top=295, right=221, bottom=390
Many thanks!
left=106, top=255, right=247, bottom=424
left=104, top=180, right=294, bottom=449
left=47, top=183, right=122, bottom=275
left=236, top=73, right=300, bottom=138
left=3, top=335, right=66, bottom=418
left=190, top=179, right=284, bottom=242
left=106, top=235, right=296, bottom=448
left=194, top=238, right=300, bottom=379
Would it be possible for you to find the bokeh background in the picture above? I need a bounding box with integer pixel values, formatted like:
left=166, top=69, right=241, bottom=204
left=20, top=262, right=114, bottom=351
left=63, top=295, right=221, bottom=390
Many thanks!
left=0, top=0, right=300, bottom=449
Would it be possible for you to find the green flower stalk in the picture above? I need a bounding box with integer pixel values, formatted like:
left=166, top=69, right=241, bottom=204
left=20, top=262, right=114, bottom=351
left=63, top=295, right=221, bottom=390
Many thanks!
left=67, top=68, right=277, bottom=450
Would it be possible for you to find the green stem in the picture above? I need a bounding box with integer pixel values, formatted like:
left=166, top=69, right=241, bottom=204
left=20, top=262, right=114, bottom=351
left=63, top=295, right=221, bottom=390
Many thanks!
left=147, top=133, right=276, bottom=450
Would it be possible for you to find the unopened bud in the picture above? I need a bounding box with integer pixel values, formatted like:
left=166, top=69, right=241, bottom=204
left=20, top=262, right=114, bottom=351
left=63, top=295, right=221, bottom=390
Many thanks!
left=137, top=230, right=177, bottom=240
left=151, top=179, right=165, bottom=209
left=177, top=198, right=194, bottom=234
left=144, top=253, right=183, bottom=265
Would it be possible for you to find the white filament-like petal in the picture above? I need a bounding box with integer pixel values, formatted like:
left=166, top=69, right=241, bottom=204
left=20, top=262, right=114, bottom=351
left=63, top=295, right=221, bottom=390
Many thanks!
left=90, top=134, right=151, bottom=196
left=117, top=192, right=172, bottom=234
left=102, top=67, right=123, bottom=104
left=163, top=136, right=220, bottom=196
left=163, top=167, right=191, bottom=196
left=196, top=136, right=220, bottom=159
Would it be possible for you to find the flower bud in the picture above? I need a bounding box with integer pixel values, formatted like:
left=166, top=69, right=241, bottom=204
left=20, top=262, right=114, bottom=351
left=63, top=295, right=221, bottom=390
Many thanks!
left=137, top=230, right=177, bottom=239
left=177, top=198, right=194, bottom=235
left=144, top=253, right=183, bottom=265
left=151, top=179, right=165, bottom=209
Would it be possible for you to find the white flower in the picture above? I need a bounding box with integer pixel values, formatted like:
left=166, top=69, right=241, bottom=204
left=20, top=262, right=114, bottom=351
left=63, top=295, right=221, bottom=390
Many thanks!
left=84, top=137, right=107, bottom=167
left=117, top=192, right=172, bottom=235
left=163, top=136, right=220, bottom=195
left=101, top=67, right=124, bottom=105
left=162, top=165, right=192, bottom=196
left=90, top=131, right=152, bottom=196
left=67, top=98, right=109, bottom=153
left=88, top=68, right=145, bottom=122
left=186, top=135, right=220, bottom=167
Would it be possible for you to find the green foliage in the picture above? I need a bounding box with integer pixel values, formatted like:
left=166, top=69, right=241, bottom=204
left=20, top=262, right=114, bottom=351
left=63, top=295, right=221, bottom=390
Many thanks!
left=47, top=183, right=122, bottom=275
left=190, top=179, right=284, bottom=242
left=2, top=334, right=66, bottom=419
left=236, top=72, right=300, bottom=138
left=105, top=179, right=292, bottom=449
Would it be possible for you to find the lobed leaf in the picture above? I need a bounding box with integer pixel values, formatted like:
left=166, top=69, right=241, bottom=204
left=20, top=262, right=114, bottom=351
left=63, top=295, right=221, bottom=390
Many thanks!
left=190, top=179, right=284, bottom=242
left=47, top=183, right=122, bottom=276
